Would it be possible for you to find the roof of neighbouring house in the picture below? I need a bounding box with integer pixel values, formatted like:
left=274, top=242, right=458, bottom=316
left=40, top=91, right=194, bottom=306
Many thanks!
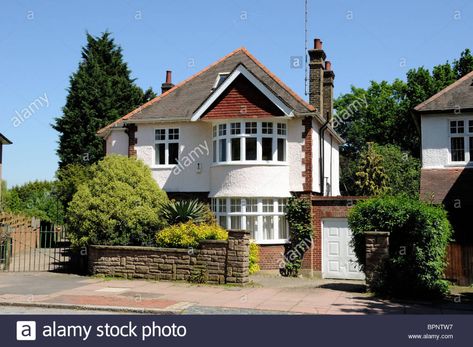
left=97, top=47, right=316, bottom=135
left=0, top=133, right=12, bottom=145
left=414, top=70, right=473, bottom=113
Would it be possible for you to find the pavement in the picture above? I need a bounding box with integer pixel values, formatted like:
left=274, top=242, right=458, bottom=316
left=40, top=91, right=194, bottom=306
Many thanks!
left=0, top=272, right=472, bottom=314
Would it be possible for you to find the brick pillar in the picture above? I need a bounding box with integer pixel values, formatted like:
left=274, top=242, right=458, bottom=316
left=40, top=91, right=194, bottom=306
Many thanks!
left=225, top=230, right=250, bottom=284
left=125, top=124, right=138, bottom=158
left=302, top=117, right=313, bottom=192
left=364, top=231, right=390, bottom=288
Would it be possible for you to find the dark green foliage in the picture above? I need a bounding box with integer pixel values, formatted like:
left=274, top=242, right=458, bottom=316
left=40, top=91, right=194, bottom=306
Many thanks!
left=160, top=199, right=213, bottom=225
left=349, top=196, right=452, bottom=298
left=55, top=164, right=93, bottom=209
left=280, top=197, right=312, bottom=277
left=2, top=180, right=64, bottom=223
left=53, top=31, right=156, bottom=167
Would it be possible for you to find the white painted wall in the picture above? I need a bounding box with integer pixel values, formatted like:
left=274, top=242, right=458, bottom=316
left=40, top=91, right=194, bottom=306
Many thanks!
left=106, top=129, right=128, bottom=156
left=421, top=113, right=456, bottom=168
left=135, top=122, right=212, bottom=192
left=287, top=118, right=304, bottom=192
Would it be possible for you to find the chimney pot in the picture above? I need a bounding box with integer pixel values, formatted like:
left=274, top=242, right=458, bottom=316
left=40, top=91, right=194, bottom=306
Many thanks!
left=325, top=61, right=332, bottom=71
left=165, top=70, right=172, bottom=84
left=314, top=38, right=323, bottom=50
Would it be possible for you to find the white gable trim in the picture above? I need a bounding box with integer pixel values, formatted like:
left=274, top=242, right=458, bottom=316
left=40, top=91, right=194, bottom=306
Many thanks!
left=191, top=64, right=294, bottom=121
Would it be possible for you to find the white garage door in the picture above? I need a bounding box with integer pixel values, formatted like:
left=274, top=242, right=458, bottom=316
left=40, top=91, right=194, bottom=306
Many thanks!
left=322, top=218, right=364, bottom=280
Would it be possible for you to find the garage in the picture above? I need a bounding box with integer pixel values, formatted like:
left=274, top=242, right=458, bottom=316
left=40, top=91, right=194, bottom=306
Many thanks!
left=322, top=218, right=365, bottom=280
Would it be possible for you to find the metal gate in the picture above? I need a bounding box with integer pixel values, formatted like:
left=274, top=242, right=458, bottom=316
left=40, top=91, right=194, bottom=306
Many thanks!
left=0, top=223, right=73, bottom=272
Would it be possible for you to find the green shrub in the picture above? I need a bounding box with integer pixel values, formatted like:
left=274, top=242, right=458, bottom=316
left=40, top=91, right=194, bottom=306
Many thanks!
left=67, top=155, right=168, bottom=247
left=155, top=222, right=228, bottom=248
left=249, top=241, right=260, bottom=274
left=280, top=197, right=312, bottom=277
left=349, top=195, right=452, bottom=298
left=160, top=199, right=214, bottom=225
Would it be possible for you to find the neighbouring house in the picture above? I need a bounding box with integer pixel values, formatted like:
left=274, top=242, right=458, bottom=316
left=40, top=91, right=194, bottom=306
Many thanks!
left=415, top=71, right=473, bottom=244
left=98, top=39, right=363, bottom=279
left=0, top=133, right=12, bottom=202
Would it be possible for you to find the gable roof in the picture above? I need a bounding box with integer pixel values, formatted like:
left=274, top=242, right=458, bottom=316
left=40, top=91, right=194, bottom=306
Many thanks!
left=0, top=133, right=12, bottom=145
left=415, top=70, right=473, bottom=113
left=98, top=47, right=314, bottom=135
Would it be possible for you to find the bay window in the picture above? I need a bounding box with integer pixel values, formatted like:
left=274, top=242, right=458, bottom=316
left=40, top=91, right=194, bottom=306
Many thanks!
left=212, top=121, right=287, bottom=163
left=211, top=197, right=289, bottom=243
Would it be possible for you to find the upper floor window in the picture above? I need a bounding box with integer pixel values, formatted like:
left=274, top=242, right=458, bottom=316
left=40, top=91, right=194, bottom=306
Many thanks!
left=449, top=120, right=472, bottom=163
left=212, top=121, right=287, bottom=164
left=155, top=128, right=179, bottom=165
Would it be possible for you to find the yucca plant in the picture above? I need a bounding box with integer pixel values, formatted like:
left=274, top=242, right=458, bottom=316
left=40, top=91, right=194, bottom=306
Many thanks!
left=160, top=199, right=209, bottom=225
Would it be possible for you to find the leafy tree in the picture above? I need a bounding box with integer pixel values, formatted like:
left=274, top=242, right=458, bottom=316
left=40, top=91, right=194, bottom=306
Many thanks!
left=354, top=143, right=389, bottom=196
left=3, top=180, right=63, bottom=223
left=53, top=32, right=156, bottom=167
left=349, top=196, right=452, bottom=298
left=67, top=155, right=168, bottom=247
left=55, top=164, right=92, bottom=209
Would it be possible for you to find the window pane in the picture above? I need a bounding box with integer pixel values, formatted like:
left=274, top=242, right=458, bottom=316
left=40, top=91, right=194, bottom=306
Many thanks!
left=218, top=198, right=227, bottom=213
left=169, top=143, right=179, bottom=164
left=245, top=198, right=258, bottom=213
left=277, top=138, right=285, bottom=161
left=278, top=215, right=288, bottom=239
left=212, top=140, right=217, bottom=162
left=277, top=123, right=287, bottom=135
left=219, top=139, right=227, bottom=161
left=262, top=122, right=273, bottom=134
left=231, top=138, right=241, bottom=161
left=262, top=199, right=274, bottom=212
left=218, top=124, right=226, bottom=136
left=211, top=199, right=216, bottom=212
left=155, top=129, right=165, bottom=141
left=213, top=125, right=217, bottom=138
left=245, top=122, right=257, bottom=134
left=469, top=120, right=473, bottom=133
left=458, top=120, right=464, bottom=133
left=218, top=216, right=227, bottom=229
left=263, top=216, right=274, bottom=240
left=231, top=216, right=241, bottom=230
left=246, top=216, right=258, bottom=240
left=262, top=138, right=273, bottom=160
left=231, top=198, right=242, bottom=212
left=451, top=137, right=465, bottom=162
left=245, top=138, right=257, bottom=160
left=278, top=199, right=287, bottom=213
left=155, top=143, right=165, bottom=165
left=168, top=128, right=179, bottom=140
left=231, top=122, right=241, bottom=135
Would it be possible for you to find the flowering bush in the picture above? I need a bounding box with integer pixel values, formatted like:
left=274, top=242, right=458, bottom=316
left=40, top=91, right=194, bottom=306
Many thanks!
left=155, top=222, right=228, bottom=248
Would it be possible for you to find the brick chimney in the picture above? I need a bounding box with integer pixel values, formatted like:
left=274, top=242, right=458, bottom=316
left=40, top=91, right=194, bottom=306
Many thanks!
left=323, top=60, right=335, bottom=121
left=161, top=70, right=174, bottom=94
left=308, top=38, right=326, bottom=117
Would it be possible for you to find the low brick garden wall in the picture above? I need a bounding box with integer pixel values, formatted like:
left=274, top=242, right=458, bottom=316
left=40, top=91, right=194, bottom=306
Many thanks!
left=88, top=230, right=250, bottom=285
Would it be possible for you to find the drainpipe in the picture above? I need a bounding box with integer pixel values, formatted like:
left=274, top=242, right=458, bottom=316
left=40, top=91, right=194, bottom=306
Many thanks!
left=319, top=116, right=330, bottom=196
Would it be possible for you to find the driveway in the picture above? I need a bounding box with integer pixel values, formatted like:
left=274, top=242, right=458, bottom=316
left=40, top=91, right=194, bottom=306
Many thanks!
left=0, top=272, right=472, bottom=314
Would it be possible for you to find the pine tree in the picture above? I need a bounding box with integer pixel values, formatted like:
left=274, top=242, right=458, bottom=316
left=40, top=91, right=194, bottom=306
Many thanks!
left=53, top=32, right=156, bottom=167
left=355, top=143, right=389, bottom=196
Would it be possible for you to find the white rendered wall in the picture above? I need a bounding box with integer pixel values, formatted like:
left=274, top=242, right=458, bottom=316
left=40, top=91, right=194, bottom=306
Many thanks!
left=421, top=114, right=451, bottom=168
left=106, top=129, right=129, bottom=156
left=287, top=118, right=304, bottom=192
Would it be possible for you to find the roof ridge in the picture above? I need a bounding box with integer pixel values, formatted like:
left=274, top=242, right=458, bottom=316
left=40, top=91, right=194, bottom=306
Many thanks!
left=97, top=47, right=247, bottom=134
left=414, top=70, right=473, bottom=111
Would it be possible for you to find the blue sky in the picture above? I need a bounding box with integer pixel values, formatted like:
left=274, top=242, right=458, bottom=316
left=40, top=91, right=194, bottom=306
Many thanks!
left=1, top=0, right=472, bottom=186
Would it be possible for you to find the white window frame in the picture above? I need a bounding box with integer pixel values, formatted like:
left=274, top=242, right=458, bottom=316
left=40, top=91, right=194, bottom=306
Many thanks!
left=154, top=127, right=180, bottom=166
left=211, top=197, right=289, bottom=244
left=211, top=120, right=288, bottom=165
left=448, top=118, right=473, bottom=165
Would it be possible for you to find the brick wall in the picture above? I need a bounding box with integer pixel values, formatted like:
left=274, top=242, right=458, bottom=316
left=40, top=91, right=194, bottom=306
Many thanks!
left=202, top=75, right=284, bottom=120
left=364, top=231, right=389, bottom=289
left=88, top=230, right=250, bottom=285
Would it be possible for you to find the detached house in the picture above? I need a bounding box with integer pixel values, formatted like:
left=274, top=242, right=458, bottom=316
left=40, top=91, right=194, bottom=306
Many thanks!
left=416, top=71, right=473, bottom=244
left=99, top=39, right=363, bottom=279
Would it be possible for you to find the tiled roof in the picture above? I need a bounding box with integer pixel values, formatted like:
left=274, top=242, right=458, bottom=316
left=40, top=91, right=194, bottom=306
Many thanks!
left=98, top=48, right=314, bottom=135
left=415, top=71, right=473, bottom=113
